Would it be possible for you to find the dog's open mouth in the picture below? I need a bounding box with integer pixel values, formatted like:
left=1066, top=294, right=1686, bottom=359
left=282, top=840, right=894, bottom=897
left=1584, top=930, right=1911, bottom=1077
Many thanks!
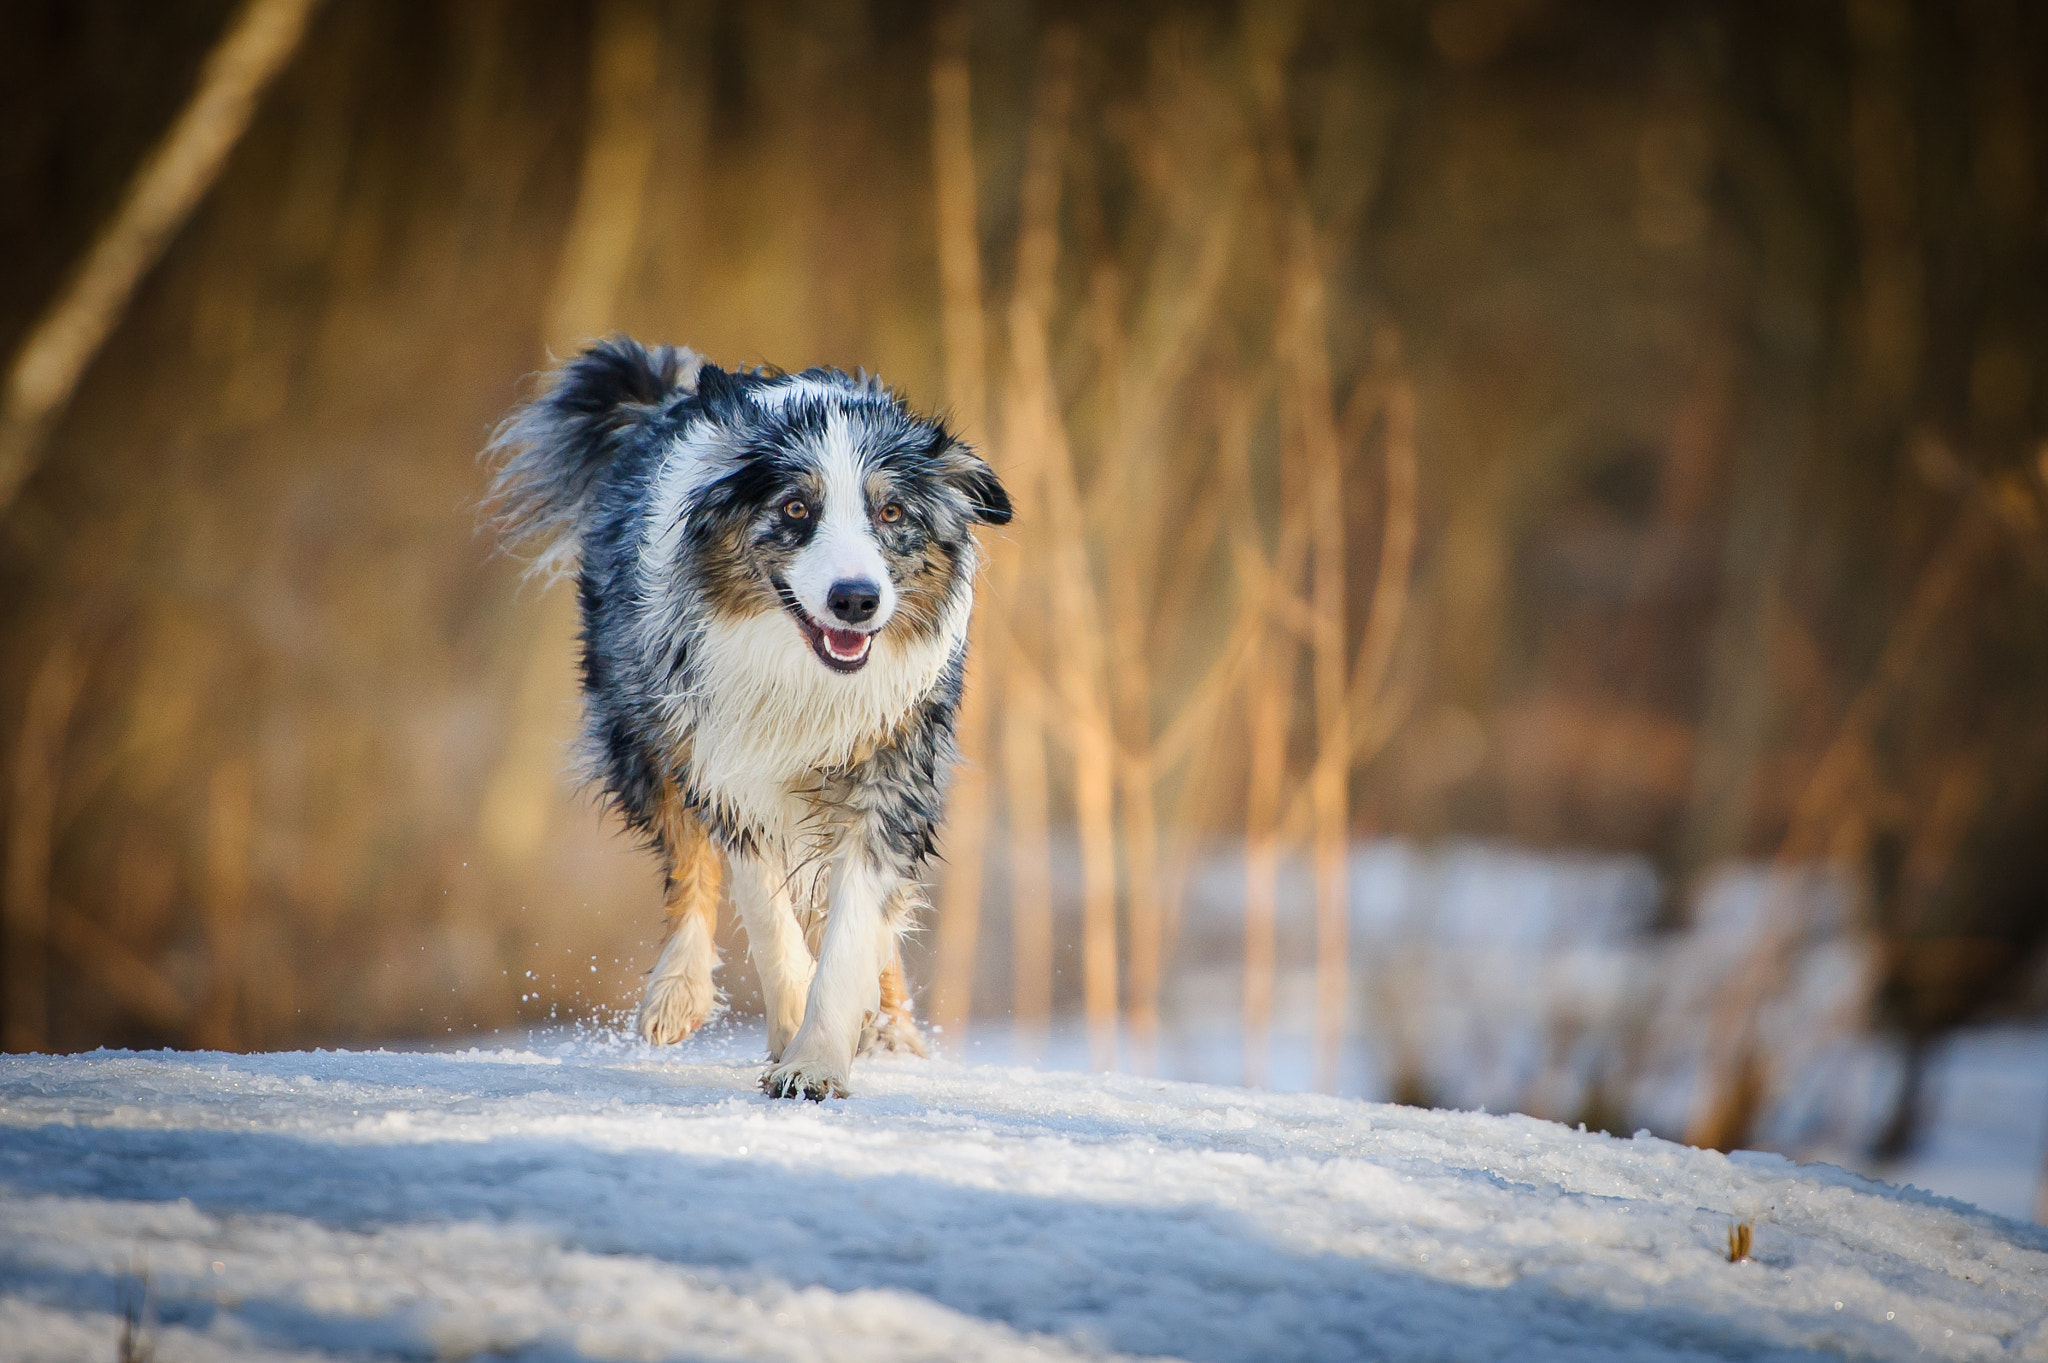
left=774, top=579, right=874, bottom=673
left=800, top=616, right=873, bottom=672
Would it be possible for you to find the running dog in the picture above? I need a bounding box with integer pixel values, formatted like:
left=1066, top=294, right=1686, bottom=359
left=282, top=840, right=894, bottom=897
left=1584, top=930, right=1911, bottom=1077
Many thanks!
left=487, top=338, right=1009, bottom=1098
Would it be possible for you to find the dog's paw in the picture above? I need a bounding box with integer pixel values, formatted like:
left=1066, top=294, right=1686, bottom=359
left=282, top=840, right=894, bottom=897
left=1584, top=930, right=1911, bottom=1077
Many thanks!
left=759, top=1058, right=849, bottom=1101
left=637, top=972, right=718, bottom=1046
left=858, top=1008, right=929, bottom=1058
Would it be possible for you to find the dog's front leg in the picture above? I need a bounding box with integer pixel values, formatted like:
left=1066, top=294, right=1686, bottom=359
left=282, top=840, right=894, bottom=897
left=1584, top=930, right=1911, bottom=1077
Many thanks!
left=731, top=854, right=815, bottom=1061
left=760, top=853, right=894, bottom=1100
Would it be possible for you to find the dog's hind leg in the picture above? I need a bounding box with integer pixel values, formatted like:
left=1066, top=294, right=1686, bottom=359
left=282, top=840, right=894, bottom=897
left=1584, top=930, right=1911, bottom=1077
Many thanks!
left=859, top=894, right=928, bottom=1058
left=637, top=796, right=724, bottom=1045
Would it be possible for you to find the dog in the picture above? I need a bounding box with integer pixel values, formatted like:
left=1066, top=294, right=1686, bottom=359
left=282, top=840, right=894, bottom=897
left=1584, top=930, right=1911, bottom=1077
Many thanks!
left=487, top=337, right=1010, bottom=1099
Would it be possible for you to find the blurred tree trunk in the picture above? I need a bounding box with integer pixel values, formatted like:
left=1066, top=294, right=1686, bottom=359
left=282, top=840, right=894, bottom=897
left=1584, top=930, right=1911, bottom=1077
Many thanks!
left=0, top=0, right=322, bottom=515
left=2, top=645, right=81, bottom=1052
left=929, top=4, right=991, bottom=1041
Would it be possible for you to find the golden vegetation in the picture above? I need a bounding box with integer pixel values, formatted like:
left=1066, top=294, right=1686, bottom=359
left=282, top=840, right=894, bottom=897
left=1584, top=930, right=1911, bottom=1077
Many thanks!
left=1, top=2, right=2044, bottom=1157
left=1727, top=1219, right=1753, bottom=1264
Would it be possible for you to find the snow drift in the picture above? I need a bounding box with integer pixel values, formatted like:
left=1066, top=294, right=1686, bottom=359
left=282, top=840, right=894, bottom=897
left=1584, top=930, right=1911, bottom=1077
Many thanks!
left=2, top=1033, right=2043, bottom=1361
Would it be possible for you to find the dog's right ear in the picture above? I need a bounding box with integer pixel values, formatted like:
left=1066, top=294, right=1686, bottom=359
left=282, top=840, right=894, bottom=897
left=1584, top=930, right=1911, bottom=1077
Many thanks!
left=689, top=362, right=748, bottom=420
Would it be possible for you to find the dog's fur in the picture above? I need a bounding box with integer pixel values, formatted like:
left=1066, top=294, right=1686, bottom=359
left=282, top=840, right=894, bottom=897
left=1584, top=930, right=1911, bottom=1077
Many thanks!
left=487, top=338, right=1009, bottom=1099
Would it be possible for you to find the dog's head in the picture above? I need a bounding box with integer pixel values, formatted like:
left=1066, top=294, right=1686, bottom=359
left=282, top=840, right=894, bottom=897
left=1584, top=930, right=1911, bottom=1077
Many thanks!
left=673, top=366, right=1010, bottom=676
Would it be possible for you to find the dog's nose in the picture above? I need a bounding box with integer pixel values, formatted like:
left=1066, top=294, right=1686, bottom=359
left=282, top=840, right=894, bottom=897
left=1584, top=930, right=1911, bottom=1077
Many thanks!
left=826, top=578, right=881, bottom=626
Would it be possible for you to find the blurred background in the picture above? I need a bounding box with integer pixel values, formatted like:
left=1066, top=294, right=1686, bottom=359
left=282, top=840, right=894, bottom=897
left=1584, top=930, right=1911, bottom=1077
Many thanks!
left=4, top=0, right=2046, bottom=1216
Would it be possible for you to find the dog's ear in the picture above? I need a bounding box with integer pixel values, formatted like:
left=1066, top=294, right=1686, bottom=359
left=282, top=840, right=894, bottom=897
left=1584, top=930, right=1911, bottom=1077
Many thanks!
left=937, top=440, right=1012, bottom=525
left=690, top=362, right=748, bottom=421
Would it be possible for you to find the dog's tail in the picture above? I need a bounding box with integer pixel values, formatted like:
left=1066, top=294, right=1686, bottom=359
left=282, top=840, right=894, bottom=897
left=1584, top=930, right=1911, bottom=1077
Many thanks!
left=485, top=336, right=703, bottom=579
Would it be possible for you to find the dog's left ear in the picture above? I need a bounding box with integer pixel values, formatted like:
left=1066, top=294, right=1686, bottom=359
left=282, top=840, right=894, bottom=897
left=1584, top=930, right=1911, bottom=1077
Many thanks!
left=938, top=442, right=1013, bottom=525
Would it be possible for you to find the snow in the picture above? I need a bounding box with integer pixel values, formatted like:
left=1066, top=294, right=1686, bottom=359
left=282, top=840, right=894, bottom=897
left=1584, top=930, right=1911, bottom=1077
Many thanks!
left=1834, top=1027, right=2048, bottom=1226
left=1137, top=844, right=1876, bottom=1129
left=4, top=1033, right=2046, bottom=1362
left=1148, top=841, right=2047, bottom=1223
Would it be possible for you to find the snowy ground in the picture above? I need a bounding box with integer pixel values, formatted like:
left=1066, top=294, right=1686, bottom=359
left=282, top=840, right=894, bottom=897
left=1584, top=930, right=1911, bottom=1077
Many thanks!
left=4, top=1032, right=2046, bottom=1362
left=958, top=1019, right=2048, bottom=1227
left=1804, top=1027, right=2048, bottom=1226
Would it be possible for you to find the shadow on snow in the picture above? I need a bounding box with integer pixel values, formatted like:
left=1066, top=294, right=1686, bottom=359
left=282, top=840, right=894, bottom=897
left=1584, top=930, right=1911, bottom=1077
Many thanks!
left=3, top=1115, right=1854, bottom=1363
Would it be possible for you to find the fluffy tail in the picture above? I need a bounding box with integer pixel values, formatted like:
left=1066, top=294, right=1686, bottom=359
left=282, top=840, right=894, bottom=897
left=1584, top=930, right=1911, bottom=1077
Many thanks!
left=485, top=336, right=702, bottom=578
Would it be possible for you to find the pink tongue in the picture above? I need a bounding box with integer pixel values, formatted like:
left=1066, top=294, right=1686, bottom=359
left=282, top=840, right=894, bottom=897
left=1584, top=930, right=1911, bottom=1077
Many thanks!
left=825, top=628, right=867, bottom=658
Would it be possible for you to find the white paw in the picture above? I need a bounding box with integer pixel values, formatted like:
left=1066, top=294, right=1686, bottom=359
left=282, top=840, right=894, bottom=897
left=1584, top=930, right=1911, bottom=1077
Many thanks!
left=858, top=1009, right=928, bottom=1058
left=636, top=969, right=719, bottom=1046
left=760, top=1056, right=849, bottom=1101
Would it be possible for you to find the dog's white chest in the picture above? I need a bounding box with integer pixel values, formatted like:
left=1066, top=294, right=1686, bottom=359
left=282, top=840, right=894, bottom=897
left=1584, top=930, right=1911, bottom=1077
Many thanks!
left=679, top=609, right=954, bottom=846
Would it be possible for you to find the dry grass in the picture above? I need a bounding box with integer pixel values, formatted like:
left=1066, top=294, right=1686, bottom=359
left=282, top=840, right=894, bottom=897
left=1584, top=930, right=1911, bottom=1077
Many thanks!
left=116, top=1259, right=154, bottom=1363
left=1727, top=1220, right=1754, bottom=1264
left=1, top=2, right=2043, bottom=1131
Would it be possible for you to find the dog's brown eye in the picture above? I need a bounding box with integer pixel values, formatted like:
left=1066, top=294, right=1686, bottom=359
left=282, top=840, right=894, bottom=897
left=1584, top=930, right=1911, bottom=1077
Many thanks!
left=879, top=502, right=903, bottom=523
left=783, top=498, right=809, bottom=520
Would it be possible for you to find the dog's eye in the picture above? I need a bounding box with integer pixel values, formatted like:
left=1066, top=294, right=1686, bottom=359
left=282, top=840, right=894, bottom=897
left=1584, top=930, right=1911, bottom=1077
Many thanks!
left=878, top=502, right=903, bottom=524
left=782, top=498, right=809, bottom=520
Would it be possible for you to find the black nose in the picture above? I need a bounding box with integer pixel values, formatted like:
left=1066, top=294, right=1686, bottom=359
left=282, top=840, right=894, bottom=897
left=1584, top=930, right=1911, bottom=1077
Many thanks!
left=826, top=578, right=881, bottom=625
